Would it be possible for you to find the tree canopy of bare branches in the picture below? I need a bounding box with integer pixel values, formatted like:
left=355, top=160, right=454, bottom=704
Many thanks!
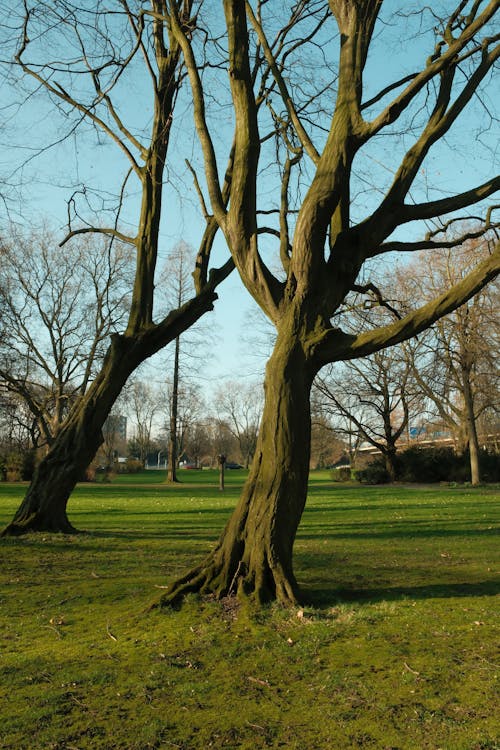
left=0, top=228, right=132, bottom=448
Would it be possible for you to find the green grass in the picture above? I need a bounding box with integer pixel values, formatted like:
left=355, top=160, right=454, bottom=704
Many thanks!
left=0, top=472, right=498, bottom=749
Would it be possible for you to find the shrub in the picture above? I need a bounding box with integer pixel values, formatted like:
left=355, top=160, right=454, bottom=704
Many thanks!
left=0, top=449, right=35, bottom=482
left=82, top=464, right=97, bottom=482
left=397, top=446, right=458, bottom=483
left=357, top=446, right=500, bottom=484
left=5, top=469, right=22, bottom=481
left=474, top=450, right=500, bottom=482
left=0, top=454, right=6, bottom=481
left=5, top=452, right=22, bottom=482
left=330, top=466, right=352, bottom=482
left=123, top=458, right=143, bottom=474
left=21, top=450, right=36, bottom=481
left=356, top=459, right=390, bottom=484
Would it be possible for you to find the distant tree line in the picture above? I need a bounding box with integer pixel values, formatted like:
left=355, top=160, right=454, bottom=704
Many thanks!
left=2, top=228, right=497, bottom=485
left=314, top=235, right=499, bottom=484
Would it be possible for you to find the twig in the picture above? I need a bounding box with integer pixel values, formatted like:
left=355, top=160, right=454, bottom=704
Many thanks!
left=246, top=721, right=266, bottom=732
left=247, top=675, right=271, bottom=688
left=67, top=693, right=98, bottom=719
left=403, top=661, right=420, bottom=676
left=106, top=622, right=118, bottom=642
left=478, top=657, right=499, bottom=669
left=69, top=694, right=89, bottom=710
left=43, top=624, right=63, bottom=639
left=228, top=561, right=244, bottom=596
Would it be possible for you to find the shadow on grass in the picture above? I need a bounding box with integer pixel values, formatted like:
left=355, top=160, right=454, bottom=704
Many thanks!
left=3, top=513, right=495, bottom=547
left=71, top=506, right=235, bottom=516
left=304, top=497, right=498, bottom=512
left=305, top=579, right=500, bottom=607
left=86, top=528, right=224, bottom=542
left=298, top=524, right=498, bottom=541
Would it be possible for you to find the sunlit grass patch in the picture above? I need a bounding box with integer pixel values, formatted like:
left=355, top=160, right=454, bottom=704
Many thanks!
left=0, top=476, right=498, bottom=749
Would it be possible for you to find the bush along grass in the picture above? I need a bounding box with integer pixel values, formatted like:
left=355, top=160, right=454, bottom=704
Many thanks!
left=357, top=447, right=500, bottom=484
left=0, top=476, right=498, bottom=749
left=329, top=466, right=352, bottom=482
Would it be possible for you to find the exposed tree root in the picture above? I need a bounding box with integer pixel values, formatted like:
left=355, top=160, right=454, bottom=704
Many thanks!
left=156, top=545, right=302, bottom=609
left=1, top=513, right=79, bottom=537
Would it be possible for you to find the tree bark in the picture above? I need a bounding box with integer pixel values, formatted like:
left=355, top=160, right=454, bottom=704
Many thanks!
left=160, top=329, right=316, bottom=606
left=1, top=335, right=140, bottom=535
left=462, top=363, right=481, bottom=485
left=384, top=446, right=398, bottom=483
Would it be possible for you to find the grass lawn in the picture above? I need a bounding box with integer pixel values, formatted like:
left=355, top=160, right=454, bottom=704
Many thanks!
left=0, top=471, right=498, bottom=749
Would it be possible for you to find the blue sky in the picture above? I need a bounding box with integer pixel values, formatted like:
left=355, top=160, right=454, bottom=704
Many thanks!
left=0, top=1, right=497, bottom=395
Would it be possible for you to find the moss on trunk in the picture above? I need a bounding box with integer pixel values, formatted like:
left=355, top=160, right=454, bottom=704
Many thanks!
left=1, top=335, right=135, bottom=536
left=160, top=328, right=316, bottom=606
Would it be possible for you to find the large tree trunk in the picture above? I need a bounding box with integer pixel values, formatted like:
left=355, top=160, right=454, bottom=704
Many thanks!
left=1, top=335, right=139, bottom=536
left=161, top=330, right=316, bottom=606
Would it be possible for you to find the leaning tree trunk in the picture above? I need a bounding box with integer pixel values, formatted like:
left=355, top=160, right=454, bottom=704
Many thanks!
left=160, top=331, right=316, bottom=606
left=1, top=257, right=229, bottom=537
left=1, top=335, right=143, bottom=536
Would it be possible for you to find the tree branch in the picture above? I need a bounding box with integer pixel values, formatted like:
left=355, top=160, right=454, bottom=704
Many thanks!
left=59, top=227, right=136, bottom=248
left=245, top=0, right=321, bottom=165
left=221, top=0, right=283, bottom=319
left=192, top=143, right=236, bottom=293
left=185, top=159, right=210, bottom=221
left=358, top=45, right=499, bottom=251
left=365, top=0, right=500, bottom=139
left=168, top=0, right=225, bottom=222
left=361, top=72, right=419, bottom=111
left=15, top=13, right=146, bottom=172
left=377, top=215, right=499, bottom=256
left=314, top=241, right=500, bottom=364
left=399, top=179, right=500, bottom=225
left=351, top=283, right=402, bottom=318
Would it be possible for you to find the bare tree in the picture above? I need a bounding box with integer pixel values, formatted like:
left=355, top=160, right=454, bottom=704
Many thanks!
left=309, top=404, right=347, bottom=469
left=208, top=417, right=239, bottom=468
left=0, top=389, right=36, bottom=450
left=172, top=382, right=205, bottom=464
left=156, top=241, right=210, bottom=481
left=2, top=1, right=232, bottom=535
left=315, top=347, right=419, bottom=481
left=161, top=1, right=500, bottom=606
left=215, top=380, right=262, bottom=468
left=125, top=380, right=161, bottom=463
left=0, top=227, right=132, bottom=449
left=99, top=412, right=127, bottom=471
left=183, top=419, right=211, bottom=468
left=402, top=235, right=500, bottom=483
